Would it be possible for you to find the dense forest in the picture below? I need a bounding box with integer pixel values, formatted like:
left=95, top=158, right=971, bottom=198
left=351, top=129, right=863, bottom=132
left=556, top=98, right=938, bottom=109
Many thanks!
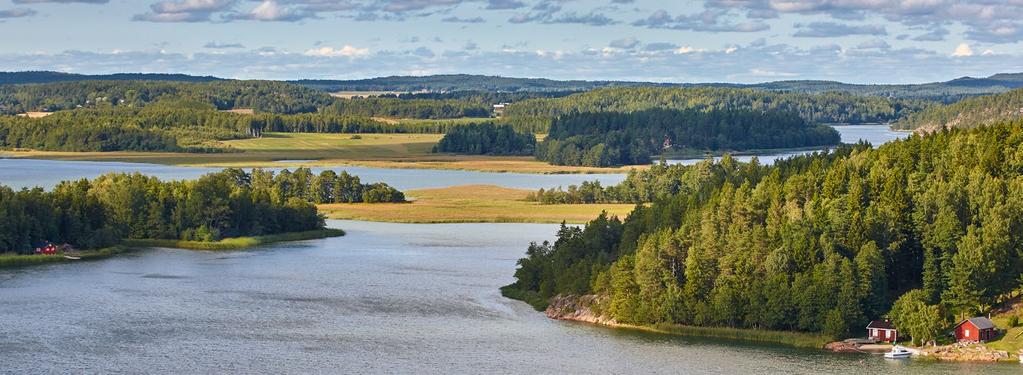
left=0, top=103, right=479, bottom=152
left=0, top=71, right=222, bottom=85
left=433, top=123, right=536, bottom=156
left=0, top=167, right=404, bottom=254
left=0, top=80, right=332, bottom=115
left=323, top=97, right=491, bottom=119
left=895, top=88, right=1023, bottom=131
left=535, top=109, right=840, bottom=167
left=502, top=87, right=930, bottom=133
left=507, top=121, right=1023, bottom=343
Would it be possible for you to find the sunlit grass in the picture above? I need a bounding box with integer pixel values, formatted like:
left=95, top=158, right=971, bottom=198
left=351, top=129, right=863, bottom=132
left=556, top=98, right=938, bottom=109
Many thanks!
left=319, top=184, right=634, bottom=224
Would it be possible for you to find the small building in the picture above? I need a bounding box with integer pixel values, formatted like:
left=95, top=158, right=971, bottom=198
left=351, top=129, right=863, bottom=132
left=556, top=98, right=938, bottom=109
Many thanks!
left=33, top=241, right=58, bottom=255
left=492, top=103, right=510, bottom=118
left=867, top=319, right=898, bottom=343
left=954, top=317, right=997, bottom=343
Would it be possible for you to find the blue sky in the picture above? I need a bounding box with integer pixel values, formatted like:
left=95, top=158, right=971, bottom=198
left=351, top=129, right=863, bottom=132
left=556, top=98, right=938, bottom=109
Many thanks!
left=1, top=0, right=1022, bottom=83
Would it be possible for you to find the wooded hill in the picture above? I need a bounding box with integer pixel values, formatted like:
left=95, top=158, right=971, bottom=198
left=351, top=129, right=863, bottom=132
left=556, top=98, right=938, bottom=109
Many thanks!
left=895, top=88, right=1023, bottom=131
left=501, top=87, right=929, bottom=133
left=506, top=121, right=1023, bottom=342
left=6, top=71, right=1021, bottom=102
left=535, top=109, right=840, bottom=167
left=0, top=167, right=404, bottom=254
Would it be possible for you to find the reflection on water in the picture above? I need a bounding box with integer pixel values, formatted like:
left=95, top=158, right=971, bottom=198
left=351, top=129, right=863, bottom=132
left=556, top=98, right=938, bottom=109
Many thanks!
left=0, top=220, right=1015, bottom=374
left=667, top=125, right=910, bottom=166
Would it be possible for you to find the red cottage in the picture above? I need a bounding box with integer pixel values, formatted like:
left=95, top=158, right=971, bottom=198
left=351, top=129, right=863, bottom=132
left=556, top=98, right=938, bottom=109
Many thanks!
left=866, top=319, right=898, bottom=343
left=954, top=317, right=997, bottom=343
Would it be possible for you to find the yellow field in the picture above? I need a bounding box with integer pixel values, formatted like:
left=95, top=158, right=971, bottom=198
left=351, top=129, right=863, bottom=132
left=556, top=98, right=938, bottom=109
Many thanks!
left=319, top=185, right=635, bottom=224
left=2, top=132, right=646, bottom=174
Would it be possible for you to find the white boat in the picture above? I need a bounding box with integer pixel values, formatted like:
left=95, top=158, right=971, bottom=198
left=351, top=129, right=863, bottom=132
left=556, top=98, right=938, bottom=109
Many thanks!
left=884, top=345, right=913, bottom=359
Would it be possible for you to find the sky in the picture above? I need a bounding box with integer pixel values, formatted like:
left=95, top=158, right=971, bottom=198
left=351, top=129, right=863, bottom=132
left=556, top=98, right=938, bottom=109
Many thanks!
left=1, top=0, right=1022, bottom=83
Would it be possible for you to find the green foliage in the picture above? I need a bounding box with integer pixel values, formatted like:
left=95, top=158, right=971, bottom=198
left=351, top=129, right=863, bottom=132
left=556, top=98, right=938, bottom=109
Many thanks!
left=508, top=121, right=1023, bottom=338
left=0, top=80, right=331, bottom=115
left=504, top=86, right=927, bottom=132
left=889, top=290, right=949, bottom=345
left=534, top=109, right=840, bottom=166
left=433, top=123, right=536, bottom=156
left=0, top=167, right=402, bottom=254
left=323, top=97, right=490, bottom=119
left=896, top=88, right=1023, bottom=130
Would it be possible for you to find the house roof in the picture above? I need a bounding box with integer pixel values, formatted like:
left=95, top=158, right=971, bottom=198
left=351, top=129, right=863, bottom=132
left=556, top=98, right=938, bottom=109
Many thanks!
left=866, top=320, right=895, bottom=330
left=956, top=317, right=996, bottom=330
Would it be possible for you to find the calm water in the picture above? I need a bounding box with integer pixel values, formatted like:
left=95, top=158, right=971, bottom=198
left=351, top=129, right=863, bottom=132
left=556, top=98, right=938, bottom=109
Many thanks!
left=667, top=125, right=910, bottom=166
left=0, top=220, right=1014, bottom=374
left=0, top=158, right=625, bottom=191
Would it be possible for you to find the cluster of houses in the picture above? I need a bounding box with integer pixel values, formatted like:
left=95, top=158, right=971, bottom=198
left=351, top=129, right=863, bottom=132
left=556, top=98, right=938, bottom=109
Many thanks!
left=33, top=241, right=74, bottom=255
left=866, top=316, right=999, bottom=344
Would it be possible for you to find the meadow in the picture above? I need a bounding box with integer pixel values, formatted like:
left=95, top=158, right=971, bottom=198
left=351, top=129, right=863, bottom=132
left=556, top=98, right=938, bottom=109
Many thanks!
left=318, top=184, right=635, bottom=223
left=2, top=132, right=644, bottom=174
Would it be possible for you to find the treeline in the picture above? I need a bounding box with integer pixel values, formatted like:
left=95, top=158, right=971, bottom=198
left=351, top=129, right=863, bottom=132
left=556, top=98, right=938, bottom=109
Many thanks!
left=0, top=105, right=478, bottom=152
left=0, top=80, right=332, bottom=115
left=525, top=159, right=750, bottom=204
left=0, top=167, right=405, bottom=254
left=433, top=123, right=536, bottom=156
left=508, top=121, right=1023, bottom=342
left=244, top=167, right=406, bottom=204
left=323, top=97, right=490, bottom=119
left=535, top=109, right=840, bottom=167
left=503, top=87, right=929, bottom=132
left=895, top=87, right=1023, bottom=131
left=0, top=170, right=325, bottom=254
left=384, top=90, right=580, bottom=104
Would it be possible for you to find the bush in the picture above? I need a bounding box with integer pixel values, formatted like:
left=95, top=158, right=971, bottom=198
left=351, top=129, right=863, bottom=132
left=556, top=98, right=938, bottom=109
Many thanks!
left=1009, top=315, right=1019, bottom=328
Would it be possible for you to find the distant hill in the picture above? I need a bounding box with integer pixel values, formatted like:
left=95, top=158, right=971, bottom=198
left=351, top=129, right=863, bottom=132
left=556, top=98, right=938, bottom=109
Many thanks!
left=292, top=74, right=671, bottom=92
left=895, top=87, right=1023, bottom=131
left=4, top=70, right=1023, bottom=104
left=0, top=71, right=223, bottom=85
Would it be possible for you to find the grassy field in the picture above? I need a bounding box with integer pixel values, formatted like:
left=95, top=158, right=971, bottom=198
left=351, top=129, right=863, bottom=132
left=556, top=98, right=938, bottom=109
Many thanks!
left=121, top=229, right=345, bottom=250
left=2, top=132, right=645, bottom=174
left=319, top=184, right=635, bottom=223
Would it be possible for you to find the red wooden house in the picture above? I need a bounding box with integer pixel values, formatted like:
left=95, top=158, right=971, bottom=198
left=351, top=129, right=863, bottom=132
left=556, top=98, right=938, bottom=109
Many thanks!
left=866, top=319, right=898, bottom=343
left=954, top=317, right=997, bottom=343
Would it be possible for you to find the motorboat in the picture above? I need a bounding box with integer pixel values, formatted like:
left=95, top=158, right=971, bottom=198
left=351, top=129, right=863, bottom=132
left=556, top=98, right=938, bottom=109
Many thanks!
left=884, top=345, right=913, bottom=359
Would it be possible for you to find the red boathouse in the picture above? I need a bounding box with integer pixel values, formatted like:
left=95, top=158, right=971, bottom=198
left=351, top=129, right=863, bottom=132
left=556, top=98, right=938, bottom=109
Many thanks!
left=866, top=319, right=898, bottom=343
left=954, top=317, right=997, bottom=343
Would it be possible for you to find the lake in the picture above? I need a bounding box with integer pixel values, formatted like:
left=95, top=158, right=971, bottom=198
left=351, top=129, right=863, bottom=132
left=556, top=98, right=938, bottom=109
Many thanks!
left=0, top=220, right=1015, bottom=374
left=667, top=124, right=910, bottom=166
left=0, top=159, right=625, bottom=191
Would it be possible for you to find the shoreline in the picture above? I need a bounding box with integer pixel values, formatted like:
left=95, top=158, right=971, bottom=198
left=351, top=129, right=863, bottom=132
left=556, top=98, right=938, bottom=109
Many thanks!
left=120, top=228, right=346, bottom=250
left=0, top=229, right=345, bottom=269
left=0, top=150, right=645, bottom=175
left=525, top=293, right=833, bottom=350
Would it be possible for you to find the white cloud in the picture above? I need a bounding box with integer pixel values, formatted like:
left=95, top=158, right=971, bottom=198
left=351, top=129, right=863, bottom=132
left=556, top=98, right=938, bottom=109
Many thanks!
left=303, top=45, right=370, bottom=57
left=952, top=43, right=973, bottom=57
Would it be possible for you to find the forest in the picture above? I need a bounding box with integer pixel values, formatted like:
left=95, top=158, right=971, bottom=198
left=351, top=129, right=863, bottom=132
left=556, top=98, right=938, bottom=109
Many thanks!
left=501, top=87, right=930, bottom=133
left=323, top=97, right=490, bottom=119
left=507, top=121, right=1023, bottom=343
left=433, top=123, right=536, bottom=156
left=534, top=109, right=841, bottom=167
left=0, top=167, right=404, bottom=255
left=0, top=103, right=479, bottom=152
left=895, top=87, right=1023, bottom=131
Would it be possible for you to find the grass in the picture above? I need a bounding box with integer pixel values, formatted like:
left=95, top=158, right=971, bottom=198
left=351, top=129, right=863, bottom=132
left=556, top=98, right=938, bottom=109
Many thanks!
left=1, top=132, right=647, bottom=174
left=120, top=228, right=345, bottom=250
left=985, top=305, right=1023, bottom=355
left=643, top=323, right=834, bottom=349
left=0, top=246, right=131, bottom=268
left=319, top=184, right=635, bottom=224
